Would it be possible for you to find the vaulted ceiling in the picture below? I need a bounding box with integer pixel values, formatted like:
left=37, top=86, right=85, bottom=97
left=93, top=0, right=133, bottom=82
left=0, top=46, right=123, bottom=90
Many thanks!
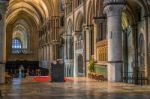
left=5, top=0, right=60, bottom=43
left=6, top=0, right=60, bottom=27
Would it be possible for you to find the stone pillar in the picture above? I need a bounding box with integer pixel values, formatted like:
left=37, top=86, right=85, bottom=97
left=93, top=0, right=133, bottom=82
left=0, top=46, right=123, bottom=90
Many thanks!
left=67, top=36, right=72, bottom=59
left=63, top=34, right=68, bottom=77
left=44, top=46, right=46, bottom=61
left=148, top=16, right=150, bottom=84
left=104, top=0, right=125, bottom=82
left=84, top=26, right=91, bottom=76
left=93, top=20, right=99, bottom=60
left=73, top=32, right=78, bottom=77
left=144, top=16, right=148, bottom=80
left=85, top=26, right=91, bottom=61
left=42, top=47, right=44, bottom=60
left=52, top=40, right=60, bottom=60
left=39, top=48, right=41, bottom=60
left=64, top=37, right=67, bottom=59
left=0, top=1, right=8, bottom=83
left=49, top=45, right=52, bottom=61
left=49, top=45, right=50, bottom=61
left=47, top=45, right=49, bottom=61
left=46, top=46, right=48, bottom=61
left=63, top=34, right=73, bottom=77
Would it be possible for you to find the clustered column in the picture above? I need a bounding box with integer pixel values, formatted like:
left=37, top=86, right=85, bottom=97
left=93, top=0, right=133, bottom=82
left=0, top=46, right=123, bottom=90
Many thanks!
left=64, top=34, right=73, bottom=77
left=104, top=0, right=125, bottom=82
left=73, top=32, right=78, bottom=77
left=0, top=1, right=8, bottom=84
left=85, top=26, right=91, bottom=61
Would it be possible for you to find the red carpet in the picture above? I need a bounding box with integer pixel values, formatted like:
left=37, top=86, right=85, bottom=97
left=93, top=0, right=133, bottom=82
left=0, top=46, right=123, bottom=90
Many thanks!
left=32, top=76, right=73, bottom=82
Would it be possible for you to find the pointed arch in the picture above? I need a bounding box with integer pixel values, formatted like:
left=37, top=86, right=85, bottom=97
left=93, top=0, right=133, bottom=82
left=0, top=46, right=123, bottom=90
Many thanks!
left=67, top=19, right=73, bottom=35
left=75, top=11, right=84, bottom=31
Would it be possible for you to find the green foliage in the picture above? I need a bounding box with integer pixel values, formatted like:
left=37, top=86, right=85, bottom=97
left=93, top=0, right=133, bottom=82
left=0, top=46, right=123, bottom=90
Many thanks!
left=88, top=58, right=95, bottom=72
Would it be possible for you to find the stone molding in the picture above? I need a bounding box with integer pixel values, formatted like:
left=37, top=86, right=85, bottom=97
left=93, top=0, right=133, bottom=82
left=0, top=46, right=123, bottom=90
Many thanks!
left=104, top=0, right=125, bottom=7
left=104, top=4, right=125, bottom=17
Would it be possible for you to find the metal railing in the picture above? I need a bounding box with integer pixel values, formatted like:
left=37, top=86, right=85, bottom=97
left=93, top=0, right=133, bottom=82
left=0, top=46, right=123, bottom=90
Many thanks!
left=122, top=72, right=148, bottom=86
left=12, top=48, right=32, bottom=54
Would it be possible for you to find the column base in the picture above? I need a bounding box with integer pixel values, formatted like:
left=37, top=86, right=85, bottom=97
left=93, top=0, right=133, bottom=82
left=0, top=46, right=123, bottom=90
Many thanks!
left=64, top=59, right=74, bottom=77
left=0, top=63, right=5, bottom=84
left=108, top=63, right=122, bottom=82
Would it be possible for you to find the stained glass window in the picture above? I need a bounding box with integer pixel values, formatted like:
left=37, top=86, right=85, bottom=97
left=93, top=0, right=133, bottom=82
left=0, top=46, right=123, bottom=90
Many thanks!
left=12, top=38, right=22, bottom=49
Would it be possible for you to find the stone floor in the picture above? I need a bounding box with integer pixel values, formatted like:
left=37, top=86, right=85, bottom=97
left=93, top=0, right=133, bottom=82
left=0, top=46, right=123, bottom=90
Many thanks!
left=0, top=77, right=150, bottom=99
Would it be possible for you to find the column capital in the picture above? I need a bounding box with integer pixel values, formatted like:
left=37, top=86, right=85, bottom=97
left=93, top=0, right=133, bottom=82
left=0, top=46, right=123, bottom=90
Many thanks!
left=62, top=34, right=73, bottom=39
left=83, top=25, right=93, bottom=30
left=0, top=1, right=8, bottom=13
left=104, top=0, right=126, bottom=7
left=51, top=40, right=60, bottom=45
left=0, top=1, right=8, bottom=21
left=93, top=16, right=106, bottom=25
left=104, top=2, right=125, bottom=17
left=72, top=31, right=81, bottom=36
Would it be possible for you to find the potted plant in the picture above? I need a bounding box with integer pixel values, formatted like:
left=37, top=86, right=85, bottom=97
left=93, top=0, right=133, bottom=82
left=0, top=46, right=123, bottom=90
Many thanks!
left=88, top=58, right=95, bottom=72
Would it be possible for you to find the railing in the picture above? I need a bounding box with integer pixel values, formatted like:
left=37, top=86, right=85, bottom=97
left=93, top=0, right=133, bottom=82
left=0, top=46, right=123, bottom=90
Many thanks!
left=12, top=48, right=32, bottom=54
left=122, top=72, right=148, bottom=86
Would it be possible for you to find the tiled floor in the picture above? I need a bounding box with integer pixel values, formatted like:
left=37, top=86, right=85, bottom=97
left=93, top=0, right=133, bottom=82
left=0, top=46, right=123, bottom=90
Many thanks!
left=0, top=77, right=150, bottom=99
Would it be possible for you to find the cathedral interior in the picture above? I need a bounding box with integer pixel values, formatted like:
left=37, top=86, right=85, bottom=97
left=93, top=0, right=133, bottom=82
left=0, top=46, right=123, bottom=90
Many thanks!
left=0, top=0, right=150, bottom=98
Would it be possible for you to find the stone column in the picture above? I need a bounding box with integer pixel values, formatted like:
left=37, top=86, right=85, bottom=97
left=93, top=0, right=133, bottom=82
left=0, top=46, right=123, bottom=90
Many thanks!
left=84, top=26, right=91, bottom=76
left=0, top=1, right=8, bottom=83
left=93, top=20, right=99, bottom=60
left=44, top=46, right=46, bottom=61
left=148, top=16, right=150, bottom=84
left=52, top=40, right=60, bottom=60
left=45, top=46, right=47, bottom=61
left=64, top=37, right=67, bottom=59
left=144, top=16, right=148, bottom=80
left=49, top=45, right=51, bottom=61
left=44, top=46, right=46, bottom=60
left=47, top=45, right=49, bottom=61
left=104, top=0, right=125, bottom=82
left=42, top=47, right=44, bottom=61
left=49, top=45, right=52, bottom=61
left=63, top=34, right=68, bottom=76
left=85, top=26, right=91, bottom=61
left=72, top=32, right=78, bottom=77
left=63, top=34, right=73, bottom=77
left=67, top=36, right=72, bottom=59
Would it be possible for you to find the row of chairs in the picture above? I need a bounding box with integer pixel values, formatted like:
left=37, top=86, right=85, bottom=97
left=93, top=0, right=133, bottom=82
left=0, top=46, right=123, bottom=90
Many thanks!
left=88, top=72, right=105, bottom=81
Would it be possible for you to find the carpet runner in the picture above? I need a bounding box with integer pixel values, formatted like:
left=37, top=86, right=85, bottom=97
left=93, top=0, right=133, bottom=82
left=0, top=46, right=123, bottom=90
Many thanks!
left=32, top=76, right=73, bottom=82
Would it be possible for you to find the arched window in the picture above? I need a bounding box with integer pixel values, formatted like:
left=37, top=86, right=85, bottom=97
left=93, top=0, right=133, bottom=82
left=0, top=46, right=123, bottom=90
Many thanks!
left=12, top=38, right=22, bottom=49
left=61, top=0, right=65, bottom=11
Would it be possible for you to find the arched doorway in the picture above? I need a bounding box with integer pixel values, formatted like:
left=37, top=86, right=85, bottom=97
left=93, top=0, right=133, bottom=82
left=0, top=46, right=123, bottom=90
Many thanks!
left=78, top=54, right=84, bottom=76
